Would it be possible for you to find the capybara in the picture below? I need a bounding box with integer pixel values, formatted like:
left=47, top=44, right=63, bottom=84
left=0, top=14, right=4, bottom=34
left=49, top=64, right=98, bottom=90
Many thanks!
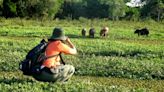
left=134, top=28, right=149, bottom=36
left=89, top=28, right=95, bottom=38
left=81, top=28, right=86, bottom=37
left=100, top=27, right=109, bottom=37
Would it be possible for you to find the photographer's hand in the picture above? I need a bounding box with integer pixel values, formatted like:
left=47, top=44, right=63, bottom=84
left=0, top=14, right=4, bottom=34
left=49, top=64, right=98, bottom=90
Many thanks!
left=66, top=37, right=77, bottom=54
left=66, top=38, right=74, bottom=48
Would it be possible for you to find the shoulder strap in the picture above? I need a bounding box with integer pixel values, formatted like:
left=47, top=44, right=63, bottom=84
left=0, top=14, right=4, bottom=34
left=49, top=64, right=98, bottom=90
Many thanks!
left=44, top=53, right=65, bottom=65
left=59, top=53, right=65, bottom=65
left=45, top=54, right=59, bottom=60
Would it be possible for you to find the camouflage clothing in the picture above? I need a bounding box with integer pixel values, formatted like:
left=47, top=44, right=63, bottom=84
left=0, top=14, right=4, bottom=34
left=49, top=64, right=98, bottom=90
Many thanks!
left=33, top=65, right=75, bottom=82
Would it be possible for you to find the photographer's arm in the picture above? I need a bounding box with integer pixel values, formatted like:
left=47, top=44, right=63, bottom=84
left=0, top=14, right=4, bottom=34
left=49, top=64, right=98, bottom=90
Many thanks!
left=65, top=38, right=77, bottom=55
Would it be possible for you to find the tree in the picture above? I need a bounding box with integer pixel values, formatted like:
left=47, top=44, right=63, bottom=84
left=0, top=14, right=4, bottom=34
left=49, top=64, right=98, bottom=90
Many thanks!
left=85, top=0, right=112, bottom=18
left=59, top=0, right=127, bottom=20
left=125, top=7, right=141, bottom=21
left=2, top=0, right=63, bottom=19
left=37, top=0, right=63, bottom=19
left=57, top=0, right=107, bottom=19
left=71, top=0, right=88, bottom=19
left=85, top=0, right=103, bottom=18
left=141, top=0, right=164, bottom=21
left=0, top=0, right=3, bottom=16
left=16, top=0, right=31, bottom=17
left=102, top=0, right=126, bottom=20
left=58, top=0, right=74, bottom=19
left=2, top=0, right=18, bottom=18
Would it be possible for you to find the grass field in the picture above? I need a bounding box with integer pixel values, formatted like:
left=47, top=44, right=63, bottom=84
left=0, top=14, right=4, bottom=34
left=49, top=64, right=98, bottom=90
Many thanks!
left=0, top=18, right=164, bottom=92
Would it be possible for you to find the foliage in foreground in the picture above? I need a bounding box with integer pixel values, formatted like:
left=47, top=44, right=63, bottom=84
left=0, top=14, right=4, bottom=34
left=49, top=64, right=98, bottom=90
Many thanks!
left=0, top=19, right=163, bottom=80
left=1, top=72, right=164, bottom=92
left=0, top=19, right=163, bottom=91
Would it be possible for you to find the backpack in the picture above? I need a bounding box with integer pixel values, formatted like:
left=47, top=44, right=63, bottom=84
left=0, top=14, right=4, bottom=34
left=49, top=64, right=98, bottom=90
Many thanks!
left=19, top=39, right=65, bottom=76
left=19, top=39, right=48, bottom=75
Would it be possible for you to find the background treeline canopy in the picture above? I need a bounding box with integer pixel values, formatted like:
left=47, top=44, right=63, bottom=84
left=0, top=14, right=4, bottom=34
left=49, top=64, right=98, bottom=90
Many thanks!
left=0, top=0, right=163, bottom=21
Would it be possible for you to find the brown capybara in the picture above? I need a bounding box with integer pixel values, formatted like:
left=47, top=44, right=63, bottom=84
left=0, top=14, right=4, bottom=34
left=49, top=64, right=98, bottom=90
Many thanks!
left=81, top=28, right=86, bottom=37
left=100, top=27, right=109, bottom=37
left=89, top=28, right=95, bottom=38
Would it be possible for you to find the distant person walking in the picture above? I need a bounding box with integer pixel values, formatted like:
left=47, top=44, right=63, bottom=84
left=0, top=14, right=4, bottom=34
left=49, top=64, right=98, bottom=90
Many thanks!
left=33, top=27, right=77, bottom=82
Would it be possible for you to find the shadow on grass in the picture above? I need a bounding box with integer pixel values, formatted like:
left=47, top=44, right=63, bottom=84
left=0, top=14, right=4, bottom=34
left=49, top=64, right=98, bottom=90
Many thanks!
left=0, top=77, right=35, bottom=84
left=66, top=34, right=100, bottom=39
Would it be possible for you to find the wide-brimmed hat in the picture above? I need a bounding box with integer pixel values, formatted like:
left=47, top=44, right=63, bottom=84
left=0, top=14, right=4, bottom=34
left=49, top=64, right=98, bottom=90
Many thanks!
left=49, top=27, right=67, bottom=41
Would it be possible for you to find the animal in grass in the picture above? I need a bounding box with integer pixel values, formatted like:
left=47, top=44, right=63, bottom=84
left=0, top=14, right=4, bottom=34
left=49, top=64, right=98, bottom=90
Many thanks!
left=81, top=28, right=86, bottom=37
left=100, top=27, right=109, bottom=37
left=134, top=28, right=149, bottom=36
left=89, top=28, right=95, bottom=38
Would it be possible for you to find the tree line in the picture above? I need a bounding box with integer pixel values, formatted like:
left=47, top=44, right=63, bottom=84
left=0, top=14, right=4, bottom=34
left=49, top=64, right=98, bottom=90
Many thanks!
left=0, top=0, right=163, bottom=21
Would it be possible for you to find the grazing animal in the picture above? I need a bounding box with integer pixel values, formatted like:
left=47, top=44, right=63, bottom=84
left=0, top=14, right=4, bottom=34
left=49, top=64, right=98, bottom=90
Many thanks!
left=89, top=28, right=95, bottom=38
left=81, top=28, right=86, bottom=37
left=134, top=28, right=149, bottom=36
left=100, top=27, right=109, bottom=37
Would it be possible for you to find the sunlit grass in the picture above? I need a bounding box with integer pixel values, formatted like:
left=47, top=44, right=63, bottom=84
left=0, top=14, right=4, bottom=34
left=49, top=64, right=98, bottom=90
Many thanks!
left=0, top=18, right=163, bottom=91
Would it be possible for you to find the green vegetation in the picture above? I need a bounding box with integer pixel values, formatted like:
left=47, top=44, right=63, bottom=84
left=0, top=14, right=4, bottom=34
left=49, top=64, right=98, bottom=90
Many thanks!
left=0, top=19, right=164, bottom=91
left=0, top=0, right=164, bottom=21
